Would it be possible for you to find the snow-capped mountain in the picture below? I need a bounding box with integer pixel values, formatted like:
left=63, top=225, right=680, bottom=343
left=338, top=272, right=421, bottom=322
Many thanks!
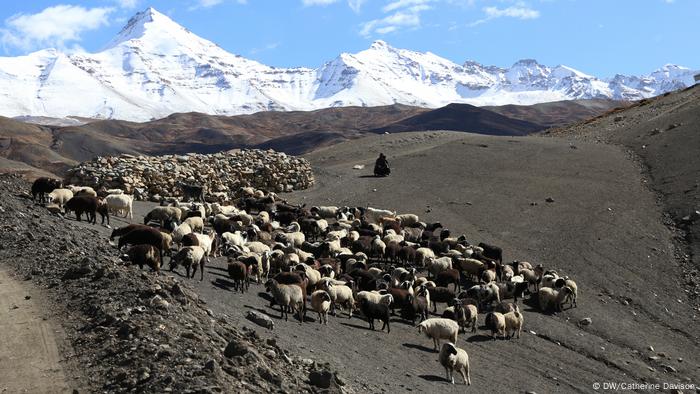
left=0, top=7, right=696, bottom=122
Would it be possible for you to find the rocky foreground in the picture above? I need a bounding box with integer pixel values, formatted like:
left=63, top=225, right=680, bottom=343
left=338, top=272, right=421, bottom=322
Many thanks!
left=0, top=174, right=341, bottom=393
left=64, top=149, right=314, bottom=201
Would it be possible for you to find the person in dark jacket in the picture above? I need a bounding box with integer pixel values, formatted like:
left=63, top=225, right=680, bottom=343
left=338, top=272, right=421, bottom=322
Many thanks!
left=374, top=153, right=390, bottom=176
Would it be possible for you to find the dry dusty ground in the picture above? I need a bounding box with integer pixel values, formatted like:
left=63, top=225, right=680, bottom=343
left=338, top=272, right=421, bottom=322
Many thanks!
left=3, top=120, right=699, bottom=392
left=86, top=130, right=699, bottom=393
left=0, top=268, right=71, bottom=393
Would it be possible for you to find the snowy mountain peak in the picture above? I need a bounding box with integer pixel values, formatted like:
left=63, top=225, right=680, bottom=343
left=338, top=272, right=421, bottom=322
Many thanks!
left=0, top=8, right=696, bottom=122
left=104, top=7, right=194, bottom=50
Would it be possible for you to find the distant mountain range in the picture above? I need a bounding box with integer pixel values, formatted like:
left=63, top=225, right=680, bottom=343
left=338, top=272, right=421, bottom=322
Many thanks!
left=0, top=98, right=625, bottom=177
left=0, top=7, right=696, bottom=122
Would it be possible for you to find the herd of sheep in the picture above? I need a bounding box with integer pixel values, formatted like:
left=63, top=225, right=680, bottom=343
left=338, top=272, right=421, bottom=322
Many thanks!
left=31, top=176, right=580, bottom=386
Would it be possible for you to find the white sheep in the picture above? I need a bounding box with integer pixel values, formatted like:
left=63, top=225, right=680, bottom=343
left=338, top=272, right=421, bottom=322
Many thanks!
left=194, top=232, right=216, bottom=257
left=170, top=245, right=207, bottom=280
left=106, top=188, right=123, bottom=195
left=245, top=241, right=271, bottom=254
left=438, top=343, right=471, bottom=385
left=265, top=279, right=304, bottom=323
left=415, top=247, right=436, bottom=267
left=311, top=206, right=338, bottom=219
left=413, top=285, right=431, bottom=323
left=296, top=263, right=321, bottom=289
left=538, top=286, right=573, bottom=312
left=318, top=281, right=354, bottom=318
left=485, top=312, right=506, bottom=339
left=311, top=290, right=332, bottom=325
left=104, top=193, right=133, bottom=219
left=455, top=258, right=484, bottom=282
left=145, top=206, right=182, bottom=227
left=417, top=318, right=459, bottom=350
left=556, top=277, right=578, bottom=308
left=356, top=291, right=394, bottom=307
left=184, top=216, right=204, bottom=233
left=222, top=231, right=247, bottom=248
left=426, top=256, right=452, bottom=278
left=541, top=272, right=560, bottom=289
left=396, top=213, right=419, bottom=227
left=68, top=185, right=97, bottom=197
left=503, top=307, right=523, bottom=339
left=364, top=207, right=396, bottom=224
left=172, top=222, right=193, bottom=244
left=47, top=188, right=73, bottom=208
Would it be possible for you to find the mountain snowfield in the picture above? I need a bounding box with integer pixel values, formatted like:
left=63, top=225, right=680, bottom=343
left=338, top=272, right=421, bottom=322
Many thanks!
left=0, top=7, right=696, bottom=122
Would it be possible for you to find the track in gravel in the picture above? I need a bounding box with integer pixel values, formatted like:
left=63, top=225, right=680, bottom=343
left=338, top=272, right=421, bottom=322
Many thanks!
left=84, top=131, right=699, bottom=393
left=0, top=268, right=71, bottom=393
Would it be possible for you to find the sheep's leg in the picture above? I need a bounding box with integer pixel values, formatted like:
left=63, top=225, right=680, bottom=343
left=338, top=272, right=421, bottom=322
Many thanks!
left=461, top=366, right=469, bottom=385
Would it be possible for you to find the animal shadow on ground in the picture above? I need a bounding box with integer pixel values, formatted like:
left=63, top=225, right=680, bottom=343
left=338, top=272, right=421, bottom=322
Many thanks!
left=418, top=375, right=447, bottom=383
left=207, top=270, right=230, bottom=280
left=339, top=321, right=373, bottom=331
left=358, top=174, right=385, bottom=178
left=207, top=266, right=228, bottom=272
left=211, top=277, right=235, bottom=290
left=402, top=343, right=436, bottom=353
left=467, top=334, right=495, bottom=343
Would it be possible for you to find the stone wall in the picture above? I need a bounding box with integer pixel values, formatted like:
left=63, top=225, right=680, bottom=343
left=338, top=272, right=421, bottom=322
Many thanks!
left=64, top=149, right=314, bottom=201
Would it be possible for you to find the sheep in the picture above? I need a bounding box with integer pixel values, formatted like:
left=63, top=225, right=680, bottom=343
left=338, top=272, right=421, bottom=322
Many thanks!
left=478, top=242, right=503, bottom=264
left=64, top=195, right=99, bottom=224
left=538, top=286, right=573, bottom=313
left=182, top=232, right=200, bottom=247
left=495, top=281, right=529, bottom=303
left=541, top=272, right=560, bottom=289
left=47, top=188, right=73, bottom=208
left=503, top=306, right=524, bottom=339
left=184, top=216, right=204, bottom=233
left=520, top=267, right=542, bottom=292
left=415, top=247, right=436, bottom=267
left=110, top=224, right=150, bottom=240
left=438, top=343, right=471, bottom=385
left=170, top=245, right=207, bottom=280
left=417, top=318, right=459, bottom=351
left=464, top=283, right=500, bottom=311
left=160, top=231, right=173, bottom=256
left=31, top=177, right=63, bottom=203
left=428, top=286, right=456, bottom=313
left=318, top=281, right=354, bottom=318
left=277, top=224, right=306, bottom=248
left=244, top=241, right=270, bottom=255
left=295, top=262, right=321, bottom=290
left=227, top=260, right=249, bottom=292
left=555, top=277, right=578, bottom=308
left=371, top=235, right=386, bottom=260
left=356, top=291, right=394, bottom=307
left=311, top=290, right=332, bottom=325
left=358, top=299, right=391, bottom=333
left=387, top=287, right=413, bottom=315
left=363, top=207, right=396, bottom=224
left=396, top=213, right=419, bottom=227
left=485, top=312, right=506, bottom=339
left=193, top=232, right=216, bottom=257
left=265, top=279, right=304, bottom=323
left=172, top=222, right=193, bottom=245
left=310, top=206, right=339, bottom=219
left=221, top=231, right=246, bottom=249
left=481, top=268, right=497, bottom=284
left=125, top=244, right=161, bottom=274
left=144, top=206, right=182, bottom=227
left=106, top=188, right=123, bottom=195
left=455, top=258, right=484, bottom=282
left=436, top=269, right=461, bottom=292
left=68, top=185, right=97, bottom=197
left=104, top=194, right=133, bottom=219
left=412, top=285, right=431, bottom=323
left=501, top=264, right=514, bottom=282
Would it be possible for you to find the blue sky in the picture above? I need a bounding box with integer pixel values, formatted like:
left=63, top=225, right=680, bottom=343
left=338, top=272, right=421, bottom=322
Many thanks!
left=0, top=0, right=696, bottom=77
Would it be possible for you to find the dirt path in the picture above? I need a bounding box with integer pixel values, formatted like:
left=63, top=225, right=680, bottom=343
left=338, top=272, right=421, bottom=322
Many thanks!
left=0, top=267, right=71, bottom=393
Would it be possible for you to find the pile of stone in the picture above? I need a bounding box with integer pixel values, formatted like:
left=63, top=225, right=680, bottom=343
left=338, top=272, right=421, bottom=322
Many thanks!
left=63, top=149, right=314, bottom=200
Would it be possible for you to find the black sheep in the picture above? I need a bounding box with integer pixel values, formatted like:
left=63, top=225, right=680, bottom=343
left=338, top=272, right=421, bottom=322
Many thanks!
left=436, top=269, right=461, bottom=292
left=117, top=227, right=164, bottom=263
left=478, top=242, right=503, bottom=264
left=125, top=244, right=161, bottom=273
left=64, top=195, right=99, bottom=224
left=387, top=287, right=413, bottom=316
left=359, top=299, right=391, bottom=333
left=180, top=183, right=205, bottom=202
left=182, top=233, right=200, bottom=247
left=428, top=286, right=456, bottom=313
left=110, top=224, right=150, bottom=240
left=31, top=177, right=62, bottom=204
